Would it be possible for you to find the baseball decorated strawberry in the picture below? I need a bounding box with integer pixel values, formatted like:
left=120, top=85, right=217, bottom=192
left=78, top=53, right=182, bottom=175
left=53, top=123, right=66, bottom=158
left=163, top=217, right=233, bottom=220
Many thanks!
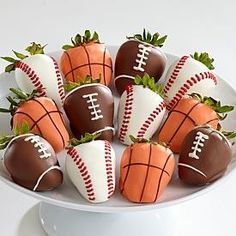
left=115, top=29, right=167, bottom=95
left=0, top=88, right=69, bottom=153
left=119, top=136, right=175, bottom=203
left=0, top=123, right=63, bottom=191
left=118, top=73, right=166, bottom=145
left=66, top=133, right=116, bottom=203
left=61, top=30, right=112, bottom=86
left=178, top=125, right=235, bottom=186
left=1, top=42, right=65, bottom=107
left=158, top=93, right=234, bottom=153
left=63, top=76, right=114, bottom=141
left=163, top=52, right=217, bottom=110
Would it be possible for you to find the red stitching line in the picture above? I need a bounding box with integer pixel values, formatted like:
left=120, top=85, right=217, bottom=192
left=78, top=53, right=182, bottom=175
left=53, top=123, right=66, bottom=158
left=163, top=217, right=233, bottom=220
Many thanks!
left=67, top=148, right=96, bottom=201
left=50, top=57, right=65, bottom=101
left=104, top=141, right=114, bottom=198
left=118, top=85, right=134, bottom=143
left=163, top=55, right=189, bottom=94
left=137, top=101, right=166, bottom=138
left=167, top=71, right=217, bottom=110
left=16, top=61, right=46, bottom=96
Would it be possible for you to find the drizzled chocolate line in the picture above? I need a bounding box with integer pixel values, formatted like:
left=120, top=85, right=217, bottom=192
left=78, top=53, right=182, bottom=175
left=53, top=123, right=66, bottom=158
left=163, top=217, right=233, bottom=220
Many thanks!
left=102, top=47, right=107, bottom=85
left=139, top=144, right=152, bottom=202
left=154, top=153, right=172, bottom=202
left=120, top=145, right=133, bottom=193
left=82, top=45, right=92, bottom=76
left=122, top=163, right=170, bottom=176
left=31, top=99, right=65, bottom=147
left=13, top=111, right=43, bottom=136
left=64, top=51, right=76, bottom=82
left=64, top=63, right=112, bottom=78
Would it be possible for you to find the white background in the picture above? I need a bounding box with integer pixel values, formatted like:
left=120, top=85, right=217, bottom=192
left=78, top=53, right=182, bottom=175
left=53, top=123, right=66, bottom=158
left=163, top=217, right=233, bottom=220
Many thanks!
left=0, top=0, right=236, bottom=235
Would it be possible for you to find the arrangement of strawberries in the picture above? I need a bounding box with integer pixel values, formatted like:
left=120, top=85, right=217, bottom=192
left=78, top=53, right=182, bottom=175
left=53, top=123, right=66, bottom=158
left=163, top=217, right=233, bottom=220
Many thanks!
left=0, top=29, right=235, bottom=204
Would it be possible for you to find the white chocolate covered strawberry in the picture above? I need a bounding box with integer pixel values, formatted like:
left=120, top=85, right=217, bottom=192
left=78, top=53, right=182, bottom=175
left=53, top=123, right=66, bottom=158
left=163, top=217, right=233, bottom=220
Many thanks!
left=118, top=74, right=166, bottom=145
left=1, top=43, right=65, bottom=107
left=66, top=134, right=116, bottom=203
left=163, top=52, right=217, bottom=110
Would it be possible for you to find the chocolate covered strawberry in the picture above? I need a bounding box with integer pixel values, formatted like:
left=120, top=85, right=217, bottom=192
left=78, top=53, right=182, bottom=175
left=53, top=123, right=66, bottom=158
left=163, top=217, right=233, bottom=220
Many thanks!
left=119, top=136, right=175, bottom=203
left=0, top=88, right=69, bottom=153
left=158, top=94, right=234, bottom=153
left=115, top=29, right=167, bottom=95
left=1, top=42, right=65, bottom=107
left=163, top=52, right=217, bottom=110
left=63, top=76, right=114, bottom=141
left=178, top=125, right=235, bottom=186
left=61, top=30, right=112, bottom=86
left=118, top=74, right=166, bottom=145
left=0, top=125, right=63, bottom=191
left=66, top=133, right=116, bottom=203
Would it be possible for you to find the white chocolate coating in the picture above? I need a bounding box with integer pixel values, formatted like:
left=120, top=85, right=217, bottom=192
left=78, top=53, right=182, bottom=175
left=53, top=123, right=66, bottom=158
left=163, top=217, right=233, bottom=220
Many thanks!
left=118, top=85, right=166, bottom=145
left=65, top=140, right=116, bottom=203
left=163, top=56, right=217, bottom=110
left=15, top=54, right=65, bottom=107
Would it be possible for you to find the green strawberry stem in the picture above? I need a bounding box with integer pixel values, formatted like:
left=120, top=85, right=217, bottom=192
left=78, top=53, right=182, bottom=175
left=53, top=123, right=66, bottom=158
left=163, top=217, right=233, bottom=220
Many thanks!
left=69, top=133, right=100, bottom=147
left=190, top=93, right=234, bottom=120
left=64, top=75, right=102, bottom=92
left=1, top=42, right=46, bottom=73
left=134, top=73, right=166, bottom=99
left=216, top=123, right=236, bottom=140
left=127, top=29, right=167, bottom=47
left=62, top=30, right=100, bottom=50
left=0, top=88, right=41, bottom=115
left=190, top=52, right=215, bottom=70
left=0, top=121, right=31, bottom=150
left=129, top=135, right=168, bottom=147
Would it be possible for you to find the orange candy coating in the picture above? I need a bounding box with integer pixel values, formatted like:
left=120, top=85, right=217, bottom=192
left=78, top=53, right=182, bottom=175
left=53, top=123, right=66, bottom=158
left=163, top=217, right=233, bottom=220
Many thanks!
left=158, top=97, right=218, bottom=153
left=61, top=43, right=113, bottom=86
left=119, top=143, right=175, bottom=203
left=12, top=97, right=69, bottom=153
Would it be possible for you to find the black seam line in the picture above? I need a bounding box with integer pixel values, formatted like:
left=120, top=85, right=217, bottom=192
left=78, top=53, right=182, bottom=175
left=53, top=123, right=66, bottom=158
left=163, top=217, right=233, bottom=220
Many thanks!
left=64, top=51, right=76, bottom=82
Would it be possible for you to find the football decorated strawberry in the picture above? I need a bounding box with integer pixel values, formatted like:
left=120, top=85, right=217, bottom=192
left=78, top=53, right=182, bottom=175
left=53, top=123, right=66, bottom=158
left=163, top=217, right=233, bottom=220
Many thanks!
left=0, top=88, right=69, bottom=153
left=119, top=136, right=175, bottom=203
left=1, top=42, right=65, bottom=107
left=63, top=76, right=114, bottom=141
left=158, top=93, right=234, bottom=153
left=118, top=73, right=166, bottom=145
left=178, top=125, right=235, bottom=186
left=163, top=52, right=217, bottom=110
left=61, top=30, right=112, bottom=86
left=0, top=123, right=63, bottom=191
left=66, top=133, right=116, bottom=203
left=115, top=29, right=167, bottom=95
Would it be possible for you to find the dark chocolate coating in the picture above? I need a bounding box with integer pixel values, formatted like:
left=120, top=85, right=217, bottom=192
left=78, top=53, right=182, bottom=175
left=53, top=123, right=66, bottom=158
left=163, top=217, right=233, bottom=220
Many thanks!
left=64, top=84, right=114, bottom=141
left=178, top=126, right=232, bottom=186
left=4, top=134, right=63, bottom=191
left=115, top=40, right=166, bottom=95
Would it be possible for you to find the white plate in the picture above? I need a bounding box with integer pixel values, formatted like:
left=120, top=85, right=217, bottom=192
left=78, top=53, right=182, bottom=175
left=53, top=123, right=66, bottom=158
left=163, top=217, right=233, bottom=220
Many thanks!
left=0, top=46, right=236, bottom=213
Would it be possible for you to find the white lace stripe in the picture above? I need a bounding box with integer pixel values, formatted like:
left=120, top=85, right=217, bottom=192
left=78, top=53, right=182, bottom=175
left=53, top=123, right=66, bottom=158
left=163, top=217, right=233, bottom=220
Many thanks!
left=178, top=163, right=207, bottom=178
left=33, top=165, right=61, bottom=191
left=92, top=126, right=115, bottom=135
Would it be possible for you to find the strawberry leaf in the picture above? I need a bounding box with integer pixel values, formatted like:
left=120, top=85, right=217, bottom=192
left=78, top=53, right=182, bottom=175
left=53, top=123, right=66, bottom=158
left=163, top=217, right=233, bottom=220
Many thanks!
left=69, top=133, right=100, bottom=147
left=62, top=45, right=74, bottom=50
left=21, top=121, right=30, bottom=134
left=0, top=135, right=15, bottom=150
left=5, top=64, right=16, bottom=73
left=127, top=29, right=167, bottom=47
left=25, top=42, right=46, bottom=55
left=190, top=52, right=215, bottom=70
left=0, top=57, right=17, bottom=63
left=12, top=50, right=27, bottom=60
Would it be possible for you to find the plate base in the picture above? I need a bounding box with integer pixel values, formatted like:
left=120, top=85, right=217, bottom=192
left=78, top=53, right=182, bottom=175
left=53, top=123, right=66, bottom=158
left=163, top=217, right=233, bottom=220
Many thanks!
left=39, top=202, right=179, bottom=236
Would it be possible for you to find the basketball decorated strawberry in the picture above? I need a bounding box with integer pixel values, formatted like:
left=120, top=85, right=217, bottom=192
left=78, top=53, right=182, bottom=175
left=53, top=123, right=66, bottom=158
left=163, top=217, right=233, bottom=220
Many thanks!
left=178, top=125, right=235, bottom=186
left=0, top=123, right=63, bottom=191
left=163, top=52, right=217, bottom=110
left=158, top=93, right=234, bottom=153
left=115, top=29, right=167, bottom=95
left=61, top=30, right=112, bottom=86
left=118, top=73, right=166, bottom=145
left=119, top=136, right=175, bottom=203
left=1, top=42, right=65, bottom=107
left=66, top=133, right=116, bottom=203
left=0, top=88, right=69, bottom=153
left=63, top=76, right=114, bottom=141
